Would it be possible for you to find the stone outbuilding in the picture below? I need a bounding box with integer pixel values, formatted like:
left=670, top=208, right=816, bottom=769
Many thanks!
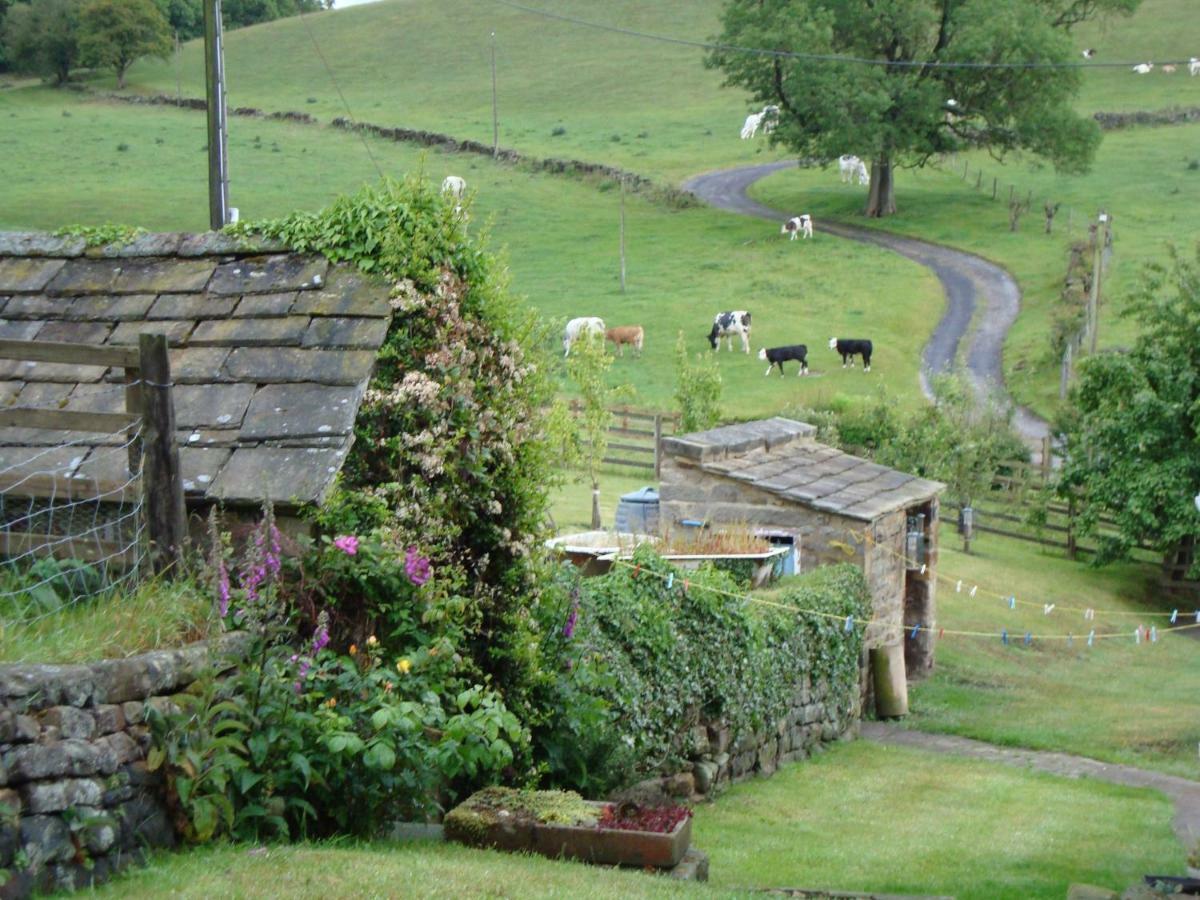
left=659, top=418, right=945, bottom=677
left=0, top=230, right=392, bottom=542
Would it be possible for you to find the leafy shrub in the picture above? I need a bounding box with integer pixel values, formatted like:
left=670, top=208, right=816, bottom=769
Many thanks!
left=229, top=174, right=560, bottom=727
left=531, top=550, right=870, bottom=789
left=151, top=512, right=527, bottom=842
left=674, top=331, right=722, bottom=433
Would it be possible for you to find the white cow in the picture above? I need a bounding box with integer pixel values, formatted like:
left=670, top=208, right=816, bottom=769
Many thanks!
left=562, top=317, right=606, bottom=357
left=1132, top=62, right=1153, bottom=74
left=441, top=175, right=466, bottom=199
left=781, top=215, right=813, bottom=241
left=739, top=105, right=779, bottom=139
left=838, top=154, right=869, bottom=186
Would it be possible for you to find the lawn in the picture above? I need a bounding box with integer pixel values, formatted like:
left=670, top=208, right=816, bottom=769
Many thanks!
left=698, top=741, right=1183, bottom=900
left=909, top=522, right=1200, bottom=779
left=88, top=741, right=1183, bottom=899
left=0, top=87, right=942, bottom=418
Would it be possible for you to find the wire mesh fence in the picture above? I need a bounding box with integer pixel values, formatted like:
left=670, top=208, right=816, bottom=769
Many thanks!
left=0, top=425, right=148, bottom=627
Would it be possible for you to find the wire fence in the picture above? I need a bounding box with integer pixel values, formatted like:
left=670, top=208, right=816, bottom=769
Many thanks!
left=0, top=424, right=148, bottom=627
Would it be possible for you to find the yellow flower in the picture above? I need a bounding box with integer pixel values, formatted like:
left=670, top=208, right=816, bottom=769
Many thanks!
left=325, top=697, right=337, bottom=708
left=429, top=646, right=438, bottom=657
left=396, top=658, right=412, bottom=674
left=349, top=644, right=358, bottom=657
left=366, top=635, right=378, bottom=647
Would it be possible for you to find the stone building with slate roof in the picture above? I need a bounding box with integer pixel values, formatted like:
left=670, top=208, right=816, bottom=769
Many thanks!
left=0, top=230, right=392, bottom=525
left=659, top=418, right=944, bottom=677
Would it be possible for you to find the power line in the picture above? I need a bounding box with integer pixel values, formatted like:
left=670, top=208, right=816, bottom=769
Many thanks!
left=297, top=7, right=384, bottom=179
left=486, top=0, right=1194, bottom=72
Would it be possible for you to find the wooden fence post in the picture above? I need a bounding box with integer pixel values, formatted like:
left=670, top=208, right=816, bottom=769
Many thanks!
left=1066, top=495, right=1078, bottom=561
left=138, top=333, right=187, bottom=574
left=653, top=413, right=663, bottom=479
left=1041, top=436, right=1051, bottom=480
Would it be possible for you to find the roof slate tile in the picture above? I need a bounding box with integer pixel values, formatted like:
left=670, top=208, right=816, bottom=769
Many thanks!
left=208, top=254, right=328, bottom=295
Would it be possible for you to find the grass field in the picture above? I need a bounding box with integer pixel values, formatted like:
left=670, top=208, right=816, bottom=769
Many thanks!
left=91, top=0, right=1200, bottom=422
left=751, top=123, right=1200, bottom=417
left=910, top=522, right=1200, bottom=779
left=0, top=87, right=943, bottom=417
left=88, top=740, right=1182, bottom=899
left=115, top=0, right=1200, bottom=182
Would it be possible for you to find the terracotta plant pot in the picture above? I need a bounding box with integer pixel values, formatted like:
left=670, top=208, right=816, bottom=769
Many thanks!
left=535, top=812, right=692, bottom=869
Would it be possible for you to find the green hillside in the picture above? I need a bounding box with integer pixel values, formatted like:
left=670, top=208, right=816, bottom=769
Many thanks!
left=0, top=88, right=942, bottom=416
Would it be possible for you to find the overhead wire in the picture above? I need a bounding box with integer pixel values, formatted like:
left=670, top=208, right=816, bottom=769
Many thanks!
left=296, top=6, right=385, bottom=179
left=485, top=0, right=1193, bottom=71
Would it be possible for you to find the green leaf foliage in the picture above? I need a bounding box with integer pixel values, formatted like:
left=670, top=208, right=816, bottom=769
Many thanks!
left=1, top=0, right=83, bottom=84
left=1058, top=244, right=1200, bottom=568
left=706, top=0, right=1140, bottom=215
left=78, top=0, right=170, bottom=89
left=532, top=549, right=871, bottom=791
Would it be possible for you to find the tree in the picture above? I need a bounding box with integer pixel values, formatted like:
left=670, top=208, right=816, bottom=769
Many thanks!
left=706, top=0, right=1140, bottom=217
left=78, top=0, right=169, bottom=88
left=674, top=331, right=722, bottom=434
left=2, top=0, right=82, bottom=84
left=564, top=333, right=628, bottom=530
left=1058, top=245, right=1200, bottom=575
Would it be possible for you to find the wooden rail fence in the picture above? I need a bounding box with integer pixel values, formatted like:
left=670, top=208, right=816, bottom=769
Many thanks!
left=0, top=334, right=185, bottom=574
left=566, top=403, right=679, bottom=478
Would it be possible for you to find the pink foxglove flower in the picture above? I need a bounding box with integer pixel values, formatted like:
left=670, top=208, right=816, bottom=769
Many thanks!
left=405, top=546, right=431, bottom=586
left=333, top=535, right=359, bottom=556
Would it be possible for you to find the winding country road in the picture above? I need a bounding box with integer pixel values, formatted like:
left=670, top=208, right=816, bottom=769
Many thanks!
left=682, top=161, right=1050, bottom=448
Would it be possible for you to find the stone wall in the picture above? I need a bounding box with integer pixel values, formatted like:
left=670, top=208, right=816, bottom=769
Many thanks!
left=0, top=635, right=247, bottom=898
left=659, top=456, right=901, bottom=651
left=613, top=670, right=859, bottom=806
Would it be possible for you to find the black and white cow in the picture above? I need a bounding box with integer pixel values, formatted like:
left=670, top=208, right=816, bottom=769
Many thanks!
left=708, top=311, right=752, bottom=352
left=781, top=214, right=813, bottom=240
left=758, top=345, right=808, bottom=376
left=829, top=337, right=873, bottom=371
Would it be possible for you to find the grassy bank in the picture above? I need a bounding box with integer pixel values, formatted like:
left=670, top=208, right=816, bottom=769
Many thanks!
left=0, top=87, right=941, bottom=418
left=89, top=740, right=1183, bottom=899
left=910, top=522, right=1200, bottom=778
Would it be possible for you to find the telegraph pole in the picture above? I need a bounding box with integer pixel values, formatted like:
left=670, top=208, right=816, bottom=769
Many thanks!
left=490, top=31, right=499, bottom=158
left=1087, top=211, right=1108, bottom=354
left=203, top=0, right=230, bottom=230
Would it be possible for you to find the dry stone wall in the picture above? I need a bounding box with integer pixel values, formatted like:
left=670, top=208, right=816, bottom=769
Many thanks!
left=0, top=635, right=248, bottom=898
left=613, top=670, right=859, bottom=806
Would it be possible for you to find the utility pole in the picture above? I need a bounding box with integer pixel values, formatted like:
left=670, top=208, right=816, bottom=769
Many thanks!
left=1087, top=212, right=1108, bottom=354
left=619, top=177, right=626, bottom=293
left=203, top=0, right=230, bottom=230
left=490, top=31, right=499, bottom=159
left=173, top=31, right=182, bottom=104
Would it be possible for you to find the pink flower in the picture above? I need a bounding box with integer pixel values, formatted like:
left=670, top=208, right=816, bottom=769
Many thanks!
left=405, top=546, right=431, bottom=586
left=333, top=535, right=359, bottom=556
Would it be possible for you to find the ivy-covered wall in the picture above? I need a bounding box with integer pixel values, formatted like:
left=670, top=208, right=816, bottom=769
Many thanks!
left=533, top=552, right=872, bottom=799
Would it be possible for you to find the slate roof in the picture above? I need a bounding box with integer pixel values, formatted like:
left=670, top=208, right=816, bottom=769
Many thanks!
left=662, top=417, right=944, bottom=522
left=0, top=231, right=392, bottom=508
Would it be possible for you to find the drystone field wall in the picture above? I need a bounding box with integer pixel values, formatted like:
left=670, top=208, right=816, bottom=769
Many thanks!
left=615, top=669, right=859, bottom=806
left=0, top=635, right=247, bottom=898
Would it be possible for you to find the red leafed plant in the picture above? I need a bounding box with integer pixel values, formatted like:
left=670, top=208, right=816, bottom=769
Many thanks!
left=595, top=802, right=692, bottom=833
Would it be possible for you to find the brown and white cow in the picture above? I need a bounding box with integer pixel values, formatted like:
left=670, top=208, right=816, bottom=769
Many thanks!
left=781, top=215, right=813, bottom=240
left=605, top=325, right=644, bottom=357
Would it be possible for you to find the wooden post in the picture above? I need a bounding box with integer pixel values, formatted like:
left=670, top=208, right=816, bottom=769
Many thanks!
left=138, top=334, right=187, bottom=574
left=123, top=366, right=143, bottom=478
left=653, top=413, right=663, bottom=479
left=619, top=177, right=626, bottom=293
left=1088, top=214, right=1105, bottom=354
left=1041, top=435, right=1051, bottom=479
left=975, top=170, right=982, bottom=190
left=203, top=0, right=230, bottom=229
left=490, top=31, right=499, bottom=159
left=1066, top=495, right=1078, bottom=560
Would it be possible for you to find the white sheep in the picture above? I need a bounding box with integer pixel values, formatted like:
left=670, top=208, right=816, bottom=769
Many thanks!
left=837, top=154, right=869, bottom=186
left=740, top=105, right=779, bottom=139
left=1190, top=57, right=1200, bottom=76
left=441, top=175, right=466, bottom=199
left=1132, top=62, right=1153, bottom=74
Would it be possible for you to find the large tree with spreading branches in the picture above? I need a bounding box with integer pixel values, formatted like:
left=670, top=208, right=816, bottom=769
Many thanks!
left=707, top=0, right=1140, bottom=217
